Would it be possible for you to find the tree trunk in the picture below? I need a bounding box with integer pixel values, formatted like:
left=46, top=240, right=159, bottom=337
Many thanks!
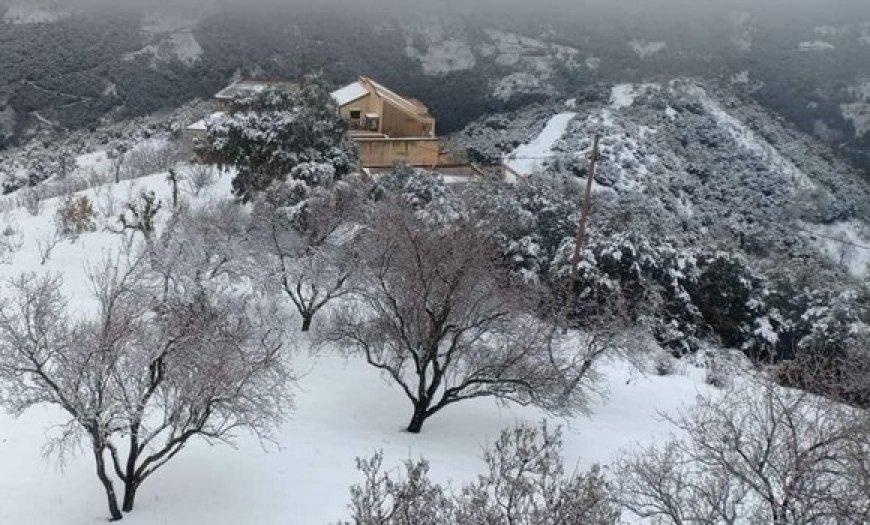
left=122, top=481, right=138, bottom=513
left=93, top=447, right=123, bottom=521
left=301, top=313, right=313, bottom=332
left=406, top=404, right=428, bottom=433
left=123, top=431, right=141, bottom=513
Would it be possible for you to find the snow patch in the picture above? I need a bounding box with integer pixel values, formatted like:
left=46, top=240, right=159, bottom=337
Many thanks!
left=3, top=2, right=73, bottom=24
left=124, top=31, right=202, bottom=66
left=405, top=39, right=476, bottom=75
left=841, top=103, right=870, bottom=138
left=610, top=83, right=660, bottom=110
left=628, top=40, right=667, bottom=59
left=798, top=40, right=836, bottom=51
left=814, top=25, right=850, bottom=37
left=492, top=72, right=554, bottom=101
left=102, top=82, right=118, bottom=98
left=504, top=112, right=576, bottom=176
left=730, top=71, right=750, bottom=85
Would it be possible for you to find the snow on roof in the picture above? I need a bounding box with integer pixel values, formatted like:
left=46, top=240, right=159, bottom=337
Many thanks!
left=331, top=81, right=369, bottom=106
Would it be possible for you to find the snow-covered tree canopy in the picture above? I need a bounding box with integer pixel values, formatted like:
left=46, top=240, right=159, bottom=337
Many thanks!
left=203, top=79, right=358, bottom=202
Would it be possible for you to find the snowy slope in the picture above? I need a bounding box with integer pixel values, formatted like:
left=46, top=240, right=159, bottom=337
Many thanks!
left=0, top=169, right=717, bottom=524
left=504, top=112, right=577, bottom=178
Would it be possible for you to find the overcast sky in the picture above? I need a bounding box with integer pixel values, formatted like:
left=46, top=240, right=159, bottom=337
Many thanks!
left=9, top=0, right=866, bottom=27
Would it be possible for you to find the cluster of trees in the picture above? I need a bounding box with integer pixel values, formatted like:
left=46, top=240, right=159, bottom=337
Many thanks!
left=203, top=86, right=621, bottom=435
left=0, top=81, right=621, bottom=520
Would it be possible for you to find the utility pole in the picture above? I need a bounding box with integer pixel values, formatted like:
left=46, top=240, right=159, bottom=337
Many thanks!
left=563, top=135, right=601, bottom=319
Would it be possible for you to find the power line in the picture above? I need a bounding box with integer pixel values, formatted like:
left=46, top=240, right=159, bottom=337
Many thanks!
left=791, top=225, right=870, bottom=252
left=500, top=158, right=870, bottom=253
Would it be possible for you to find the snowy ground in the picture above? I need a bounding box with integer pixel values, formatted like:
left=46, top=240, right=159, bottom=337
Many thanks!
left=0, top=168, right=718, bottom=524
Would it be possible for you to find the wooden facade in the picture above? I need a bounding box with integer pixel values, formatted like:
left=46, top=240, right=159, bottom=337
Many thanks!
left=331, top=77, right=443, bottom=168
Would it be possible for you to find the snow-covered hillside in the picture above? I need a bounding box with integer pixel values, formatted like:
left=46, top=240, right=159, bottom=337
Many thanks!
left=3, top=1, right=73, bottom=24
left=124, top=13, right=203, bottom=66
left=395, top=16, right=591, bottom=102
left=0, top=167, right=720, bottom=524
left=459, top=80, right=870, bottom=279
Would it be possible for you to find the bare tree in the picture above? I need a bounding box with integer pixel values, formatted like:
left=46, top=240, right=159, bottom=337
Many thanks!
left=0, top=237, right=292, bottom=520
left=330, top=201, right=613, bottom=433
left=615, top=379, right=870, bottom=525
left=184, top=164, right=216, bottom=197
left=250, top=184, right=360, bottom=332
left=36, top=230, right=63, bottom=265
left=340, top=421, right=619, bottom=525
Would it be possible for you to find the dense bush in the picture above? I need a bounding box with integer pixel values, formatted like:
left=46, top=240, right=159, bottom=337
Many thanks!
left=56, top=194, right=96, bottom=237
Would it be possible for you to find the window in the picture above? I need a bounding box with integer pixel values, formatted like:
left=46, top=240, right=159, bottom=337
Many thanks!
left=349, top=109, right=361, bottom=120
left=366, top=114, right=380, bottom=131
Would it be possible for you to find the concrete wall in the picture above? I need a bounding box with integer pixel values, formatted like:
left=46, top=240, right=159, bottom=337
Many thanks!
left=356, top=138, right=441, bottom=168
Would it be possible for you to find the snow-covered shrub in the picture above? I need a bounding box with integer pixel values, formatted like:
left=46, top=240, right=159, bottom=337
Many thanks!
left=0, top=222, right=23, bottom=263
left=704, top=359, right=731, bottom=388
left=341, top=422, right=619, bottom=525
left=375, top=164, right=462, bottom=224
left=693, top=252, right=759, bottom=349
left=654, top=354, right=677, bottom=376
left=124, top=141, right=173, bottom=179
left=777, top=288, right=870, bottom=407
left=55, top=194, right=96, bottom=237
left=464, top=174, right=579, bottom=283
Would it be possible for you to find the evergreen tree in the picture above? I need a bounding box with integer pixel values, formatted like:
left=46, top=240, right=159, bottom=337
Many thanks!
left=204, top=79, right=358, bottom=202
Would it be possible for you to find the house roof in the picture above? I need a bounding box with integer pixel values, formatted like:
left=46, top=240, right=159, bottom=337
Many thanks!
left=365, top=77, right=432, bottom=118
left=330, top=81, right=369, bottom=106
left=330, top=77, right=433, bottom=121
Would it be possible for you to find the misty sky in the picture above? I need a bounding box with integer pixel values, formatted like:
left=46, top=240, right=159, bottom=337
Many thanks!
left=38, top=0, right=870, bottom=18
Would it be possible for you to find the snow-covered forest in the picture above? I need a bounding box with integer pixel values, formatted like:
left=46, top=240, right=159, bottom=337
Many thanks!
left=0, top=1, right=868, bottom=524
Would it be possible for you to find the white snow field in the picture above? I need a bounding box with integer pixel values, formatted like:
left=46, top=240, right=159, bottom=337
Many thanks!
left=0, top=170, right=716, bottom=524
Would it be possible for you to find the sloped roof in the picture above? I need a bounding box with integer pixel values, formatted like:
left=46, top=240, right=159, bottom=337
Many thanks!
left=331, top=81, right=369, bottom=106
left=365, top=77, right=432, bottom=118
left=330, top=77, right=433, bottom=122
